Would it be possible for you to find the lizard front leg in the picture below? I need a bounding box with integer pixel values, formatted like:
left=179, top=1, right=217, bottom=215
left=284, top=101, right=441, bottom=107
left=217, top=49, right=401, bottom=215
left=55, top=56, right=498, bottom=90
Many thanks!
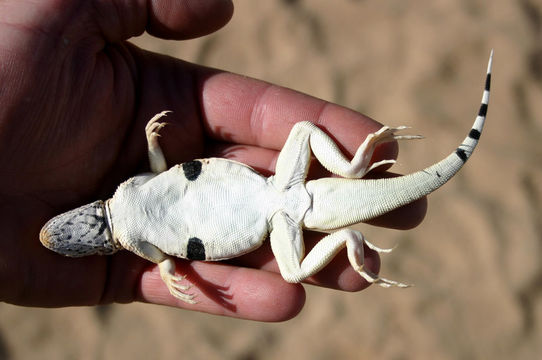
left=145, top=111, right=170, bottom=173
left=131, top=240, right=196, bottom=304
left=270, top=212, right=406, bottom=287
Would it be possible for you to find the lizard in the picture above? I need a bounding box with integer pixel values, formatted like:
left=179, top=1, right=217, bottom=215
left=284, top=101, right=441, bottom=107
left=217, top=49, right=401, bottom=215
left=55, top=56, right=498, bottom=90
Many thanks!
left=40, top=51, right=493, bottom=304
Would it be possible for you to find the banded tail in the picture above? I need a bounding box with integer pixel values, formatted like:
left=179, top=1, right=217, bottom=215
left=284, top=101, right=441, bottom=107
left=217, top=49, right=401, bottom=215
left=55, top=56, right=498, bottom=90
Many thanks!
left=305, top=50, right=493, bottom=230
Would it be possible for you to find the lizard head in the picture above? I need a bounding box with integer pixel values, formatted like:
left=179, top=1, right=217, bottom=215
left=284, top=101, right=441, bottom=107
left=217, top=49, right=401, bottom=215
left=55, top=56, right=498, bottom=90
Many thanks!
left=40, top=200, right=120, bottom=257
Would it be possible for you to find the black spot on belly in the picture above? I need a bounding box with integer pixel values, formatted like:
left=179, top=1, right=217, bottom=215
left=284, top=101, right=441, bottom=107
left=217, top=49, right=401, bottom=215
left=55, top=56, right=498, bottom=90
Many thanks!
left=187, top=237, right=206, bottom=260
left=182, top=160, right=202, bottom=181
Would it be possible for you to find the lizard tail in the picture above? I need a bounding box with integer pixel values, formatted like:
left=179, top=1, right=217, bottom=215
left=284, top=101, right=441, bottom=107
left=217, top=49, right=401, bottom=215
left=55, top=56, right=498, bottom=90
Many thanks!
left=304, top=50, right=493, bottom=230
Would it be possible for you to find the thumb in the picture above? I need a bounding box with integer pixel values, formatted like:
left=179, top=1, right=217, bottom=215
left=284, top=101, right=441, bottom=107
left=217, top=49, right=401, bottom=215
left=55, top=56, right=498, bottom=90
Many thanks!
left=0, top=0, right=233, bottom=43
left=145, top=0, right=234, bottom=40
left=98, top=0, right=234, bottom=41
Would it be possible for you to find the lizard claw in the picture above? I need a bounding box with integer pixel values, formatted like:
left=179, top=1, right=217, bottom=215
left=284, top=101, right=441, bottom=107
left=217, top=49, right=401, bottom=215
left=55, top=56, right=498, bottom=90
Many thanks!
left=364, top=239, right=396, bottom=254
left=367, top=159, right=396, bottom=173
left=372, top=125, right=423, bottom=144
left=170, top=274, right=192, bottom=291
left=357, top=265, right=411, bottom=288
left=161, top=272, right=197, bottom=304
left=145, top=111, right=170, bottom=138
left=169, top=287, right=197, bottom=304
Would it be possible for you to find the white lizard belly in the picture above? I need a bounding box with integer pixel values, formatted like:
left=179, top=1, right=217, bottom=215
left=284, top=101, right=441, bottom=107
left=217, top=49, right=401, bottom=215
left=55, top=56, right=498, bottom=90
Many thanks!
left=109, top=158, right=273, bottom=261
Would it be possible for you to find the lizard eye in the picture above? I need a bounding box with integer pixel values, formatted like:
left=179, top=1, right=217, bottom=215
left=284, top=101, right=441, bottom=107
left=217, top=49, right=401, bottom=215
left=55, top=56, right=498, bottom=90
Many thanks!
left=40, top=200, right=118, bottom=257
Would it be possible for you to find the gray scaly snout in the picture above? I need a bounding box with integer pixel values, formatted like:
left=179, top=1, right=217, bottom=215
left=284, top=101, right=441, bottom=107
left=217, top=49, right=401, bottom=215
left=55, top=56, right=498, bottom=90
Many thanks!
left=40, top=200, right=119, bottom=257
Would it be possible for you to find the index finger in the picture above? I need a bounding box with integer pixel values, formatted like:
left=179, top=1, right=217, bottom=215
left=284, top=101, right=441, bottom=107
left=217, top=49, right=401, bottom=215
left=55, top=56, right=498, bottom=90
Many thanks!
left=196, top=69, right=398, bottom=160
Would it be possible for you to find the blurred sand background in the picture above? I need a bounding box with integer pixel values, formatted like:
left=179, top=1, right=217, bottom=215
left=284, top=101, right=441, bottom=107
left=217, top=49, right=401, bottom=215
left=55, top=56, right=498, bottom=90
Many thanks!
left=1, top=0, right=542, bottom=359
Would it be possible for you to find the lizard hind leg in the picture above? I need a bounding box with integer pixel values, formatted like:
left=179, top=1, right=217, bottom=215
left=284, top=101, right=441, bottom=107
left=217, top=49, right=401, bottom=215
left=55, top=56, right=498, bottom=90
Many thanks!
left=274, top=121, right=422, bottom=185
left=270, top=212, right=407, bottom=287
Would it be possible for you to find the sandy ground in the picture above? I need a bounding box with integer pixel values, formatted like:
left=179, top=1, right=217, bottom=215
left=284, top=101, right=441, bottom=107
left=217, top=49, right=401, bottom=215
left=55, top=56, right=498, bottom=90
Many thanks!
left=1, top=0, right=542, bottom=359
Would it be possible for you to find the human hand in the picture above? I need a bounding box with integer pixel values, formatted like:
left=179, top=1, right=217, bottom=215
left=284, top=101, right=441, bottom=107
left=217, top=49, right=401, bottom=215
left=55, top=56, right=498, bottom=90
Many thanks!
left=0, top=0, right=426, bottom=321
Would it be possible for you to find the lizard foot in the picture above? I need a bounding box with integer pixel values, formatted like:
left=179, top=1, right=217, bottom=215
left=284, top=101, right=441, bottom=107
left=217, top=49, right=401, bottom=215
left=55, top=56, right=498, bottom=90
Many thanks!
left=145, top=110, right=170, bottom=139
left=158, top=258, right=197, bottom=304
left=145, top=111, right=171, bottom=173
left=350, top=126, right=423, bottom=178
left=344, top=230, right=409, bottom=288
left=161, top=272, right=197, bottom=304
